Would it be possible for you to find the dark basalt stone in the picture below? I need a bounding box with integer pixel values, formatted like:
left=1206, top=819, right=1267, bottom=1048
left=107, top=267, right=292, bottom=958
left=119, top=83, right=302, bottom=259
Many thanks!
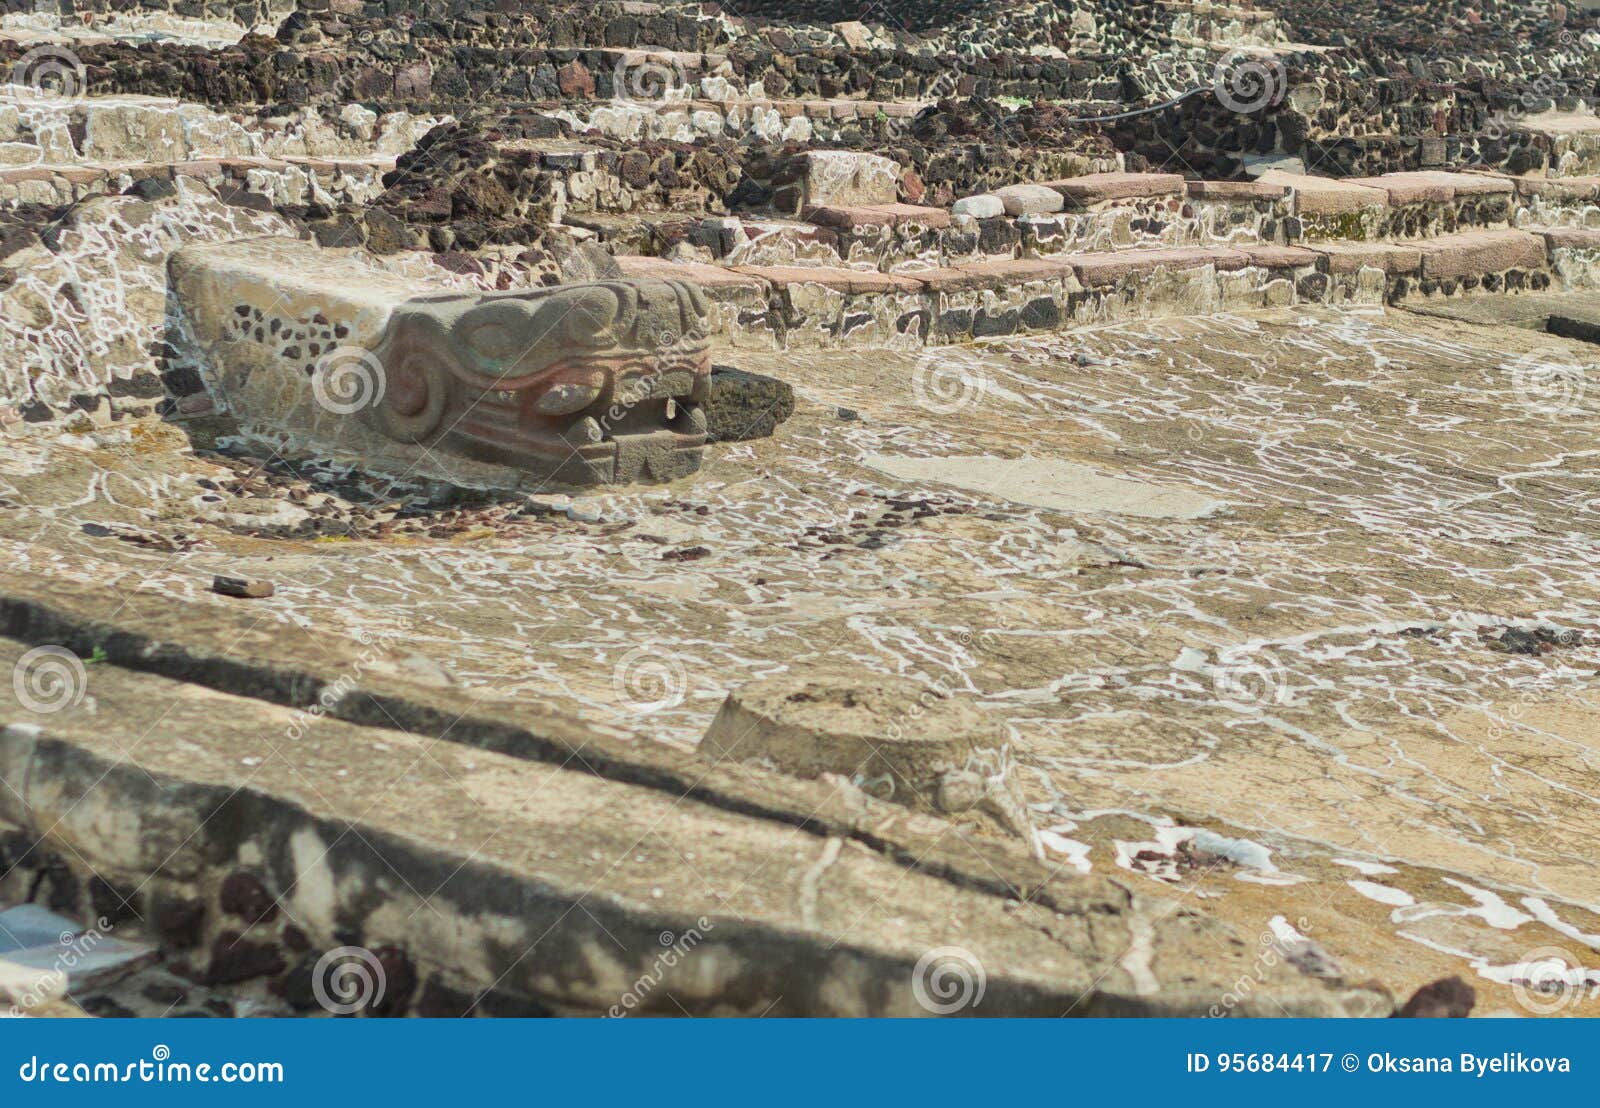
left=703, top=366, right=794, bottom=443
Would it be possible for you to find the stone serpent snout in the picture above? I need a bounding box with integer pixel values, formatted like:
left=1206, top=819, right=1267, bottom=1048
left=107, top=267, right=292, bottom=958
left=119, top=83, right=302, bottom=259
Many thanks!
left=370, top=278, right=713, bottom=483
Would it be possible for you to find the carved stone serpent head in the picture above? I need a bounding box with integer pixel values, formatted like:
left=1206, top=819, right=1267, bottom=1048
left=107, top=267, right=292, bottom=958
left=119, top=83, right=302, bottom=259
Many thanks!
left=371, top=278, right=714, bottom=484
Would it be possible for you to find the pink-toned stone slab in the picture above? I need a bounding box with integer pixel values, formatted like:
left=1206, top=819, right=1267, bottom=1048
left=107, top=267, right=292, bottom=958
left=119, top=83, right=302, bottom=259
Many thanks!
left=1347, top=171, right=1516, bottom=205
left=1186, top=180, right=1289, bottom=200
left=1310, top=242, right=1423, bottom=275
left=1043, top=172, right=1185, bottom=207
left=220, top=157, right=291, bottom=173
left=1256, top=170, right=1388, bottom=215
left=1413, top=230, right=1546, bottom=278
left=0, top=168, right=67, bottom=184
left=1543, top=228, right=1600, bottom=251
left=729, top=265, right=927, bottom=294
left=1347, top=174, right=1451, bottom=204
left=803, top=203, right=952, bottom=230
left=917, top=258, right=1077, bottom=293
left=173, top=160, right=229, bottom=179
left=1238, top=244, right=1320, bottom=268
left=60, top=166, right=115, bottom=185
left=1513, top=176, right=1600, bottom=201
left=1062, top=246, right=1249, bottom=287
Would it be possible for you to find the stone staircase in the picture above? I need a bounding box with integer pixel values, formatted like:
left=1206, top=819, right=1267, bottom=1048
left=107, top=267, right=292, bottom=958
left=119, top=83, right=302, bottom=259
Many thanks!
left=4, top=1, right=1598, bottom=429
left=592, top=157, right=1600, bottom=351
left=0, top=93, right=439, bottom=210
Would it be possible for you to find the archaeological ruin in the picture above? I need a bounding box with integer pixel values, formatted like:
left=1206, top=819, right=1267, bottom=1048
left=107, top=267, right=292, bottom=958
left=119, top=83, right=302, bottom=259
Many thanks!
left=0, top=0, right=1598, bottom=1021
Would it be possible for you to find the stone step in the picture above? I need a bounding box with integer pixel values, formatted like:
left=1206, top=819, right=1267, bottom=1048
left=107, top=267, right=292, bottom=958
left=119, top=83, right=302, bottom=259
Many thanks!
left=0, top=572, right=1387, bottom=1017
left=0, top=95, right=435, bottom=169
left=1508, top=175, right=1600, bottom=230
left=548, top=94, right=939, bottom=145
left=1045, top=171, right=1188, bottom=208
left=802, top=203, right=953, bottom=231
left=1345, top=171, right=1515, bottom=206
left=1254, top=169, right=1388, bottom=216
left=1311, top=241, right=1424, bottom=275
left=611, top=217, right=1580, bottom=349
left=1412, top=229, right=1547, bottom=280
left=584, top=147, right=1594, bottom=281
left=0, top=156, right=394, bottom=209
left=1060, top=244, right=1250, bottom=286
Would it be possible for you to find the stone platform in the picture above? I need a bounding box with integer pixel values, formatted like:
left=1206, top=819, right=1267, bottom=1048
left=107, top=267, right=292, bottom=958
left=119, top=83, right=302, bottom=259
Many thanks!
left=0, top=569, right=1387, bottom=1017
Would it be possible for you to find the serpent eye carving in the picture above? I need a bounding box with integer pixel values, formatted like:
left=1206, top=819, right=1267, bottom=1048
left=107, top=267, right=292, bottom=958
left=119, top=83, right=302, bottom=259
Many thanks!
left=462, top=320, right=521, bottom=364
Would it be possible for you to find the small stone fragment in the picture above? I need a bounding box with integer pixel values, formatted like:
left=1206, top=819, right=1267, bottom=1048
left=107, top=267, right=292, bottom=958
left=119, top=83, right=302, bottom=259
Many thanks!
left=212, top=575, right=275, bottom=599
left=700, top=669, right=1032, bottom=844
left=703, top=366, right=795, bottom=442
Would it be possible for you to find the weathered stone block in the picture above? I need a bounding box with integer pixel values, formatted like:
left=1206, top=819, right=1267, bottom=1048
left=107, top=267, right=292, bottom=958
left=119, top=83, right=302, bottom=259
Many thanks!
left=1064, top=246, right=1249, bottom=288
left=700, top=670, right=1030, bottom=838
left=951, top=194, right=1005, bottom=219
left=785, top=150, right=900, bottom=211
left=170, top=238, right=713, bottom=489
left=1414, top=229, right=1546, bottom=279
left=1046, top=171, right=1184, bottom=208
left=993, top=183, right=1065, bottom=217
left=1312, top=241, right=1423, bottom=275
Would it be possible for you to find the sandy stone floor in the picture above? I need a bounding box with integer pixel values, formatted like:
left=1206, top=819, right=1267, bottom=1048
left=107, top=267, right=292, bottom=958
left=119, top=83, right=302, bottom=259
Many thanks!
left=6, top=303, right=1600, bottom=1014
